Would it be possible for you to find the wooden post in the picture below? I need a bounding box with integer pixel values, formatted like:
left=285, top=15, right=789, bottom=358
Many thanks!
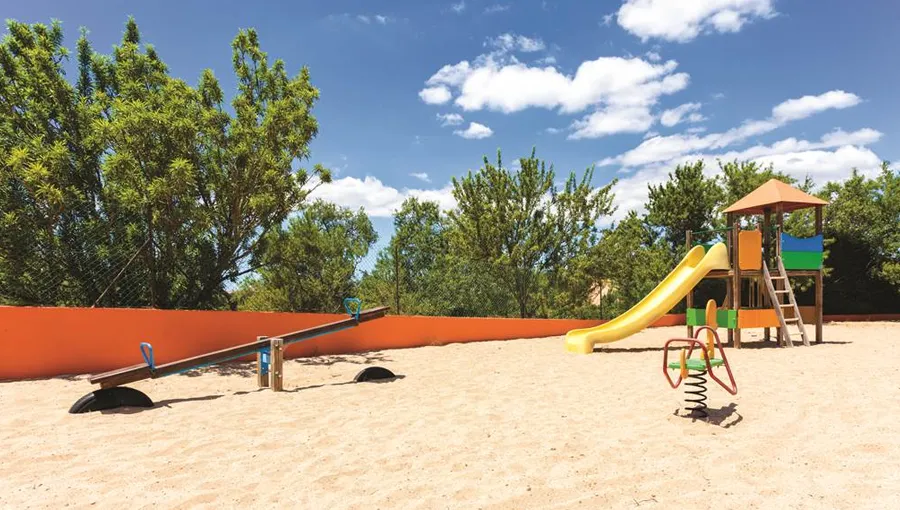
left=256, top=336, right=269, bottom=388
left=815, top=205, right=824, bottom=343
left=772, top=203, right=788, bottom=345
left=762, top=209, right=771, bottom=341
left=732, top=221, right=741, bottom=348
left=686, top=230, right=694, bottom=338
left=270, top=338, right=284, bottom=392
left=725, top=214, right=734, bottom=346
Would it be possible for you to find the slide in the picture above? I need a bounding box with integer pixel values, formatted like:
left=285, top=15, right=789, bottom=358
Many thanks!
left=565, top=242, right=730, bottom=354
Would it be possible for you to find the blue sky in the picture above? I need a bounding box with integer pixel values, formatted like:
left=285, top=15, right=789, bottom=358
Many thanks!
left=6, top=0, right=899, bottom=244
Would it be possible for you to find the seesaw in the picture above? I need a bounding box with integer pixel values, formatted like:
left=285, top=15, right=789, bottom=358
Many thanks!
left=70, top=298, right=395, bottom=413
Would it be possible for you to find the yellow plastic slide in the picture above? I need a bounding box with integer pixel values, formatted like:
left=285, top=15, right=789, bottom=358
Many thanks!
left=565, top=242, right=730, bottom=354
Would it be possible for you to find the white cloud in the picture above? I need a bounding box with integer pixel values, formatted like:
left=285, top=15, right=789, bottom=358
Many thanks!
left=545, top=127, right=563, bottom=134
left=450, top=1, right=466, bottom=14
left=484, top=4, right=510, bottom=14
left=603, top=128, right=884, bottom=222
left=437, top=112, right=464, bottom=126
left=421, top=33, right=696, bottom=138
left=601, top=13, right=615, bottom=26
left=686, top=126, right=707, bottom=134
left=616, top=0, right=776, bottom=42
left=419, top=86, right=452, bottom=105
left=486, top=33, right=546, bottom=53
left=645, top=51, right=662, bottom=62
left=410, top=172, right=431, bottom=182
left=713, top=92, right=726, bottom=100
left=643, top=130, right=659, bottom=139
left=771, top=90, right=861, bottom=122
left=570, top=105, right=655, bottom=139
left=660, top=102, right=704, bottom=127
left=313, top=176, right=456, bottom=217
left=374, top=15, right=390, bottom=24
left=454, top=122, right=494, bottom=139
left=356, top=15, right=371, bottom=23
left=603, top=90, right=864, bottom=168
left=423, top=54, right=687, bottom=120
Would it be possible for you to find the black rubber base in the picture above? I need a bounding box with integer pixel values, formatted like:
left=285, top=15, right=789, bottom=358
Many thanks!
left=69, top=387, right=154, bottom=414
left=353, top=366, right=397, bottom=382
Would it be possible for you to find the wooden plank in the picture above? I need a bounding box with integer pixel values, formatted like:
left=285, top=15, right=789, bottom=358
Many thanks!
left=257, top=336, right=269, bottom=388
left=815, top=205, right=824, bottom=344
left=270, top=338, right=284, bottom=392
left=89, top=306, right=390, bottom=388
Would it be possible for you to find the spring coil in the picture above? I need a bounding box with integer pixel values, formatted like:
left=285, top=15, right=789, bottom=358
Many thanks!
left=684, top=370, right=709, bottom=419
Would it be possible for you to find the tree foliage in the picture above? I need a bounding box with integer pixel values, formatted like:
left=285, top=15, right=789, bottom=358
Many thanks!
left=447, top=148, right=616, bottom=317
left=236, top=201, right=376, bottom=312
left=0, top=18, right=329, bottom=308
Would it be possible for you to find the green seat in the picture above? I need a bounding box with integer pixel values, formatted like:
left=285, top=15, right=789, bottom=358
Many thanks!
left=667, top=358, right=724, bottom=371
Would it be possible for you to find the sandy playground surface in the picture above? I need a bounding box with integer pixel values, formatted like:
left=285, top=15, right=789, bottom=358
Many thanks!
left=1, top=322, right=899, bottom=509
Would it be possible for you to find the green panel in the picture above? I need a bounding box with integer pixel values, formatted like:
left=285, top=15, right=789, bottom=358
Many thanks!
left=782, top=250, right=823, bottom=269
left=686, top=308, right=705, bottom=326
left=668, top=358, right=725, bottom=371
left=717, top=309, right=738, bottom=329
left=687, top=308, right=736, bottom=328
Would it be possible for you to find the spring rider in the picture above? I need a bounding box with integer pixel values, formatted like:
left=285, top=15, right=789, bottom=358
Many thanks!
left=663, top=299, right=738, bottom=419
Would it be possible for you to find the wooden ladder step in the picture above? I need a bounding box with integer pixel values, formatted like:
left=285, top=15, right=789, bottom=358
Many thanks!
left=785, top=317, right=800, bottom=323
left=770, top=276, right=786, bottom=280
left=779, top=304, right=793, bottom=308
left=774, top=289, right=789, bottom=294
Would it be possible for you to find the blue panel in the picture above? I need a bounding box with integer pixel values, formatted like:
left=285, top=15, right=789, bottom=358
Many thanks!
left=781, top=233, right=823, bottom=253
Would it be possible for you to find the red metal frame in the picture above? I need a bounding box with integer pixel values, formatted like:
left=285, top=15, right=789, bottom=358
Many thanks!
left=662, top=326, right=737, bottom=395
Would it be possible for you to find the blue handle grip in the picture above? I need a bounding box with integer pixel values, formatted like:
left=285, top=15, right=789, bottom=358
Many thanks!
left=139, top=342, right=155, bottom=370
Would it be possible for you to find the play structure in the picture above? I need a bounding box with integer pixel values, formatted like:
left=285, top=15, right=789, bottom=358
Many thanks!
left=663, top=299, right=737, bottom=419
left=566, top=178, right=828, bottom=353
left=69, top=299, right=393, bottom=413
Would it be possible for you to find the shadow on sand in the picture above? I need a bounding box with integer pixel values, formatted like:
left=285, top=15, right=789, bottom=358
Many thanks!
left=675, top=402, right=743, bottom=428
left=596, top=340, right=850, bottom=354
left=95, top=373, right=405, bottom=414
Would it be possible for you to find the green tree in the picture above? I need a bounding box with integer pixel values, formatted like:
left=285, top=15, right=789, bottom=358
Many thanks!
left=448, top=148, right=616, bottom=317
left=236, top=201, right=377, bottom=312
left=0, top=20, right=111, bottom=305
left=646, top=160, right=723, bottom=251
left=819, top=165, right=900, bottom=312
left=0, top=18, right=330, bottom=309
left=580, top=211, right=676, bottom=318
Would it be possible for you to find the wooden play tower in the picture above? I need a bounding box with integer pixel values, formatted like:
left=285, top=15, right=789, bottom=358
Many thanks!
left=685, top=179, right=828, bottom=348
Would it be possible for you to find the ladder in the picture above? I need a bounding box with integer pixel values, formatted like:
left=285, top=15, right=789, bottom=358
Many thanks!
left=762, top=256, right=810, bottom=347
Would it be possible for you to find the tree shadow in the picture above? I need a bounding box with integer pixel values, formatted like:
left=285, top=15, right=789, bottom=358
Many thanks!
left=674, top=403, right=743, bottom=428
left=289, top=351, right=393, bottom=367
left=596, top=339, right=851, bottom=354
left=285, top=373, right=406, bottom=393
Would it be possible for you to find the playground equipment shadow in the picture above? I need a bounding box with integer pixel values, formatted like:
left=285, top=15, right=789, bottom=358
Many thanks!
left=676, top=403, right=744, bottom=429
left=161, top=351, right=394, bottom=379
left=94, top=370, right=406, bottom=414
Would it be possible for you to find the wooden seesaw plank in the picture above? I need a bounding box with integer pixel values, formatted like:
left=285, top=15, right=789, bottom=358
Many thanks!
left=89, top=306, right=389, bottom=389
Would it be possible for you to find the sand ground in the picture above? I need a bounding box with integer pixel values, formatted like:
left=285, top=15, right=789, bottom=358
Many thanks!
left=1, top=322, right=899, bottom=509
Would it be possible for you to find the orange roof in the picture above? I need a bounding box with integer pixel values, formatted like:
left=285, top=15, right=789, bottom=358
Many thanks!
left=723, top=178, right=828, bottom=215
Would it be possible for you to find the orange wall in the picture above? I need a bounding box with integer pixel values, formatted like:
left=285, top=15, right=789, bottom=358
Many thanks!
left=2, top=306, right=897, bottom=381
left=0, top=306, right=683, bottom=380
